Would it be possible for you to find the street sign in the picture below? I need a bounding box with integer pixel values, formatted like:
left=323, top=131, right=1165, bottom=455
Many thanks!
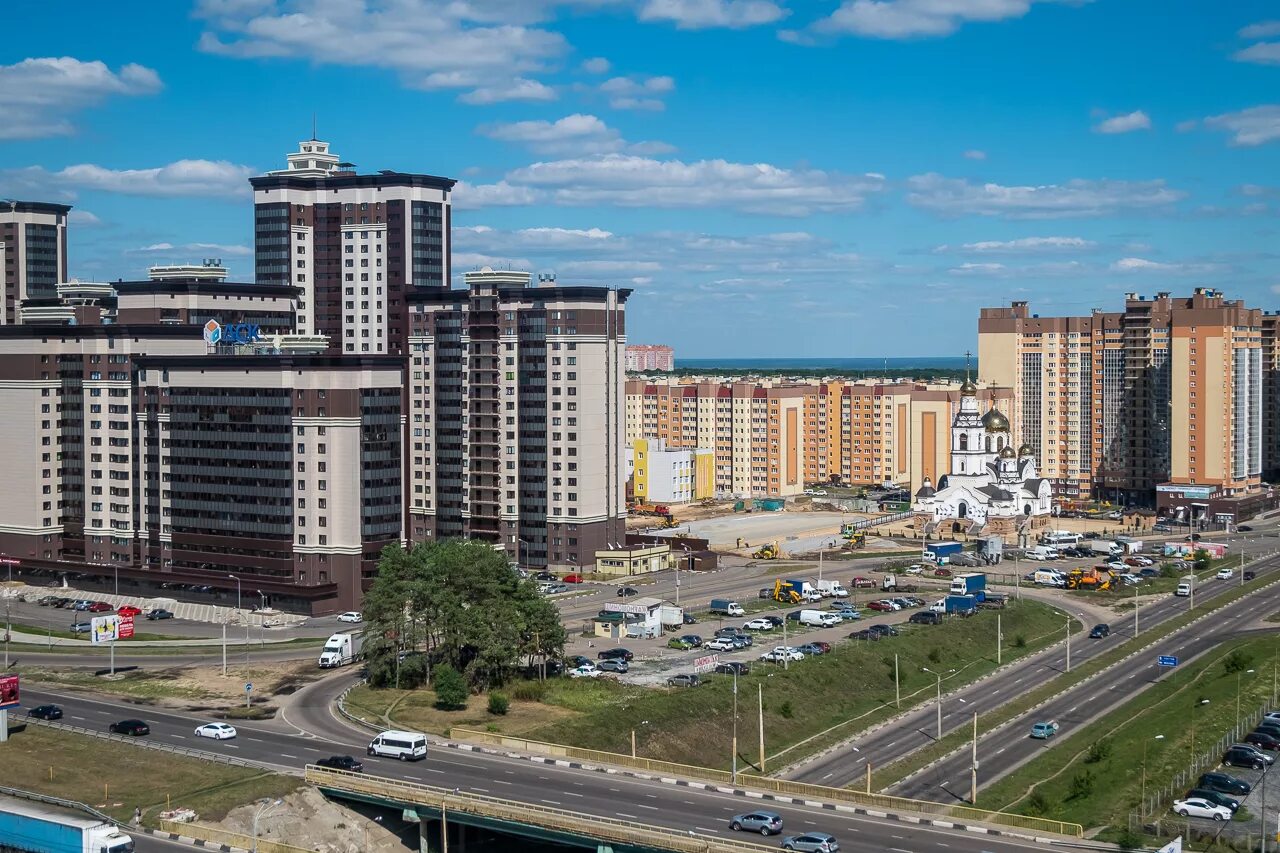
left=1158, top=655, right=1179, bottom=667
left=245, top=682, right=253, bottom=693
left=693, top=654, right=719, bottom=673
left=0, top=674, right=18, bottom=710
left=90, top=615, right=121, bottom=645
left=118, top=614, right=134, bottom=640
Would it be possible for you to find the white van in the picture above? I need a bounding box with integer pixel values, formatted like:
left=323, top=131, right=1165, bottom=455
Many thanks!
left=1175, top=581, right=1192, bottom=597
left=1033, top=569, right=1066, bottom=588
left=1031, top=545, right=1060, bottom=561
left=368, top=730, right=428, bottom=761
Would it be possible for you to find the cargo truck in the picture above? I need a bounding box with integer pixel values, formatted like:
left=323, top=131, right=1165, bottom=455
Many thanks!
left=318, top=631, right=364, bottom=668
left=709, top=598, right=745, bottom=616
left=815, top=579, right=849, bottom=597
left=924, top=542, right=963, bottom=564
left=881, top=575, right=919, bottom=592
left=929, top=595, right=978, bottom=616
left=0, top=796, right=134, bottom=853
left=949, top=572, right=987, bottom=601
left=776, top=579, right=821, bottom=602
left=660, top=604, right=685, bottom=630
left=1088, top=540, right=1120, bottom=555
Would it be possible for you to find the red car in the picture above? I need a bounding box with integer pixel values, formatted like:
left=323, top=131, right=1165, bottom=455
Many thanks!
left=850, top=577, right=875, bottom=589
left=87, top=601, right=112, bottom=613
left=562, top=574, right=584, bottom=584
left=117, top=605, right=142, bottom=617
left=933, top=567, right=953, bottom=578
left=866, top=600, right=895, bottom=612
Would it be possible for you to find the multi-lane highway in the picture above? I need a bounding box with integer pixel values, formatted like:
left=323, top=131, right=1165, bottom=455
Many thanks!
left=787, top=545, right=1280, bottom=788
left=21, top=680, right=1061, bottom=853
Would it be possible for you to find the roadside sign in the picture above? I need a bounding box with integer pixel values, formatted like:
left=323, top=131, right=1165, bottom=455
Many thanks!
left=693, top=654, right=719, bottom=674
left=90, top=615, right=120, bottom=645
left=1158, top=655, right=1178, bottom=667
left=245, top=682, right=253, bottom=693
left=0, top=674, right=18, bottom=710
left=118, top=614, right=134, bottom=640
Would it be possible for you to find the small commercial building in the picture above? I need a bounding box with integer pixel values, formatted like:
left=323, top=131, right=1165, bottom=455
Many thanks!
left=594, top=544, right=670, bottom=576
left=594, top=596, right=663, bottom=639
left=629, top=438, right=713, bottom=504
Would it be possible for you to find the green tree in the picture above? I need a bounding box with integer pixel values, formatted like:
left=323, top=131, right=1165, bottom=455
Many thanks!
left=362, top=540, right=566, bottom=689
left=432, top=664, right=468, bottom=710
left=1224, top=649, right=1254, bottom=675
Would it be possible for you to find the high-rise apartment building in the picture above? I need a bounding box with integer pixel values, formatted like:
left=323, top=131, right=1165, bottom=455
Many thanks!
left=407, top=268, right=629, bottom=570
left=249, top=139, right=453, bottom=353
left=625, top=344, right=674, bottom=372
left=1, top=201, right=70, bottom=325
left=980, top=289, right=1266, bottom=517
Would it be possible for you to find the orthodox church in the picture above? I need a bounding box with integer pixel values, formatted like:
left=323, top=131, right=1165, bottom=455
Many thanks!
left=913, top=377, right=1052, bottom=534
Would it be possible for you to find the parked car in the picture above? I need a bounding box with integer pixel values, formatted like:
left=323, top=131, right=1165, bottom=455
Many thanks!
left=146, top=608, right=174, bottom=620
left=743, top=618, right=774, bottom=631
left=729, top=811, right=783, bottom=835
left=705, top=638, right=737, bottom=652
left=568, top=655, right=593, bottom=668
left=596, top=647, right=634, bottom=662
left=847, top=629, right=880, bottom=641
left=194, top=722, right=238, bottom=740
left=87, top=601, right=112, bottom=613
left=933, top=567, right=953, bottom=578
left=109, top=719, right=150, bottom=736
left=850, top=577, right=875, bottom=589
left=1185, top=789, right=1240, bottom=812
left=27, top=704, right=63, bottom=720
left=617, top=587, right=638, bottom=597
left=715, top=661, right=750, bottom=676
left=69, top=621, right=92, bottom=634
left=1198, top=772, right=1251, bottom=796
left=568, top=664, right=601, bottom=679
left=867, top=600, right=898, bottom=612
left=780, top=832, right=840, bottom=851
left=71, top=600, right=94, bottom=611
left=117, top=605, right=142, bottom=617
left=758, top=587, right=774, bottom=599
left=867, top=624, right=898, bottom=638
left=562, top=574, right=584, bottom=583
left=679, top=634, right=703, bottom=648
left=729, top=634, right=754, bottom=648
left=597, top=659, right=629, bottom=674
left=337, top=611, right=362, bottom=623
left=315, top=755, right=364, bottom=772
left=760, top=647, right=804, bottom=662
left=797, top=643, right=827, bottom=656
left=904, top=565, right=924, bottom=575
left=35, top=595, right=60, bottom=606
left=667, top=637, right=696, bottom=650
left=1244, top=731, right=1280, bottom=751
left=667, top=673, right=701, bottom=688
left=1224, top=745, right=1272, bottom=769
left=1139, top=568, right=1161, bottom=578
left=1172, top=798, right=1231, bottom=821
left=1089, top=624, right=1110, bottom=639
left=764, top=615, right=784, bottom=627
left=909, top=611, right=942, bottom=625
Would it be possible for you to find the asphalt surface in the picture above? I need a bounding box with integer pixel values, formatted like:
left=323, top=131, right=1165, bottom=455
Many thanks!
left=18, top=680, right=1060, bottom=853
left=788, top=540, right=1280, bottom=789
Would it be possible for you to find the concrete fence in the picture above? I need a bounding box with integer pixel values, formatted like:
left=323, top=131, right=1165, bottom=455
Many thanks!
left=159, top=819, right=312, bottom=853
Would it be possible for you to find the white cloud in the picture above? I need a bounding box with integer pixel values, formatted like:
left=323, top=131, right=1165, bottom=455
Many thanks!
left=452, top=179, right=540, bottom=210
left=1234, top=42, right=1280, bottom=65
left=598, top=75, right=676, bottom=110
left=1204, top=105, right=1280, bottom=147
left=638, top=0, right=788, bottom=29
left=1110, top=257, right=1220, bottom=274
left=1093, top=110, right=1151, bottom=134
left=581, top=56, right=612, bottom=74
left=194, top=0, right=568, bottom=104
left=948, top=262, right=1005, bottom=275
left=69, top=210, right=102, bottom=226
left=963, top=149, right=987, bottom=160
left=477, top=113, right=673, bottom=157
left=131, top=241, right=252, bottom=257
left=498, top=153, right=887, bottom=215
left=0, top=56, right=162, bottom=139
left=942, top=236, right=1097, bottom=254
left=1240, top=20, right=1280, bottom=39
left=808, top=0, right=1087, bottom=40
left=906, top=173, right=1185, bottom=218
left=1, top=160, right=254, bottom=199
left=946, top=260, right=1087, bottom=277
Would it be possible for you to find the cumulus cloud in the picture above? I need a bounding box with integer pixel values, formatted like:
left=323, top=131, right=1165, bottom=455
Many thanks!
left=1204, top=105, right=1280, bottom=147
left=1110, top=257, right=1221, bottom=274
left=804, top=0, right=1089, bottom=40
left=69, top=210, right=103, bottom=226
left=963, top=149, right=987, bottom=160
left=1234, top=42, right=1280, bottom=65
left=1, top=160, right=254, bottom=199
left=581, top=56, right=612, bottom=74
left=131, top=241, right=252, bottom=256
left=1093, top=110, right=1151, bottom=134
left=940, top=236, right=1097, bottom=254
left=638, top=0, right=788, bottom=29
left=477, top=113, right=671, bottom=156
left=0, top=56, right=162, bottom=139
left=452, top=179, right=540, bottom=210
left=906, top=173, right=1185, bottom=219
left=1240, top=20, right=1280, bottom=39
left=598, top=75, right=676, bottom=110
left=458, top=78, right=556, bottom=104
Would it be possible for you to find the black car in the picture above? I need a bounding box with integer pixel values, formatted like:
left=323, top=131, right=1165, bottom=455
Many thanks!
left=1245, top=732, right=1280, bottom=752
left=27, top=704, right=62, bottom=720
left=678, top=634, right=703, bottom=648
left=786, top=610, right=804, bottom=622
left=534, top=571, right=555, bottom=582
left=1198, top=772, right=1252, bottom=796
left=1224, top=746, right=1268, bottom=769
left=596, top=647, right=634, bottom=662
left=1089, top=624, right=1110, bottom=639
left=1239, top=525, right=1254, bottom=532
left=847, top=629, right=880, bottom=641
left=1254, top=723, right=1280, bottom=739
left=764, top=615, right=784, bottom=627
left=35, top=595, right=60, bottom=606
left=909, top=611, right=941, bottom=625
left=1083, top=531, right=1101, bottom=539
left=867, top=624, right=898, bottom=638
left=316, top=755, right=364, bottom=772
left=109, top=719, right=150, bottom=736
left=616, top=587, right=639, bottom=597
left=146, top=608, right=174, bottom=620
left=1186, top=788, right=1241, bottom=811
left=568, top=655, right=593, bottom=668
left=715, top=661, right=750, bottom=675
left=683, top=613, right=697, bottom=624
left=1245, top=571, right=1257, bottom=581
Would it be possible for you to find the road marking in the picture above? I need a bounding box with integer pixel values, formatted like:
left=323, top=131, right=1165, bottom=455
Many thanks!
left=636, top=804, right=660, bottom=810
left=70, top=715, right=86, bottom=721
left=472, top=787, right=489, bottom=793
left=493, top=779, right=512, bottom=785
left=804, top=820, right=816, bottom=825
left=280, top=753, right=296, bottom=759
left=616, top=812, right=636, bottom=818
left=171, top=735, right=186, bottom=740
left=564, top=792, right=584, bottom=798
left=541, top=799, right=561, bottom=805
left=695, top=827, right=720, bottom=834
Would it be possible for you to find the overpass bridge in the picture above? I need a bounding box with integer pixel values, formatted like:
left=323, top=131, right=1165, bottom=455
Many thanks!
left=306, top=765, right=777, bottom=853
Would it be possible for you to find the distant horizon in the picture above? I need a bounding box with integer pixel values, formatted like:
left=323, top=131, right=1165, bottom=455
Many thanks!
left=675, top=356, right=969, bottom=370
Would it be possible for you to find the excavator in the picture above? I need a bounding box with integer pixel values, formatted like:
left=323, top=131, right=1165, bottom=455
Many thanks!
left=773, top=578, right=802, bottom=604
left=844, top=531, right=867, bottom=549
left=1065, top=567, right=1112, bottom=591
left=753, top=542, right=781, bottom=560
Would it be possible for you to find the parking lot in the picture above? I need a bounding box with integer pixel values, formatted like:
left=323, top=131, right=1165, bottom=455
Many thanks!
left=641, top=511, right=856, bottom=550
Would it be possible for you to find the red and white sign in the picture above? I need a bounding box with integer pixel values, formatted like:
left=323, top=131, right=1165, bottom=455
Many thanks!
left=118, top=614, right=135, bottom=640
left=0, top=674, right=18, bottom=710
left=693, top=654, right=720, bottom=673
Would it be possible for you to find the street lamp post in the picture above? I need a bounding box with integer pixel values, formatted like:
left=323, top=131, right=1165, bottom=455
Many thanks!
left=1140, top=734, right=1165, bottom=818
left=1065, top=616, right=1072, bottom=673
left=922, top=667, right=943, bottom=740
left=229, top=574, right=246, bottom=660
left=1237, top=669, right=1257, bottom=735
left=731, top=667, right=739, bottom=784
left=252, top=799, right=283, bottom=853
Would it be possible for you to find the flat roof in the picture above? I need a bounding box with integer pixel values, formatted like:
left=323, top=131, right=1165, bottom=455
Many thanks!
left=250, top=171, right=456, bottom=192
left=2, top=201, right=72, bottom=216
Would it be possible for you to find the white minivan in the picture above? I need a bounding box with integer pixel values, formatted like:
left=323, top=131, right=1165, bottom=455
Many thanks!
left=368, top=729, right=428, bottom=761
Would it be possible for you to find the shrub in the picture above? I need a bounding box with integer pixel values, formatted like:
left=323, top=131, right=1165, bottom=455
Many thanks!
left=488, top=693, right=510, bottom=716
left=1114, top=827, right=1145, bottom=850
left=511, top=680, right=547, bottom=702
left=1084, top=739, right=1113, bottom=764
left=1066, top=769, right=1095, bottom=801
left=1014, top=634, right=1027, bottom=649
left=1024, top=789, right=1050, bottom=816
left=927, top=648, right=942, bottom=664
left=1224, top=650, right=1254, bottom=675
left=432, top=664, right=468, bottom=711
left=779, top=701, right=794, bottom=719
left=398, top=654, right=430, bottom=689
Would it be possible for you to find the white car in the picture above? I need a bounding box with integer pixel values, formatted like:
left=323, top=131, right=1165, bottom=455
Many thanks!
left=705, top=638, right=737, bottom=651
left=743, top=618, right=775, bottom=631
left=194, top=722, right=238, bottom=740
left=1133, top=556, right=1154, bottom=566
left=1119, top=573, right=1142, bottom=585
left=760, top=647, right=804, bottom=662
left=1173, top=798, right=1232, bottom=821
left=1217, top=568, right=1233, bottom=580
left=904, top=565, right=924, bottom=575
left=568, top=664, right=600, bottom=679
left=337, top=611, right=362, bottom=623
left=876, top=599, right=902, bottom=611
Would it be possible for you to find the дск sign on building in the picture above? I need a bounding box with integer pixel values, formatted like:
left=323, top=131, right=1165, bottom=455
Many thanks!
left=203, top=319, right=261, bottom=346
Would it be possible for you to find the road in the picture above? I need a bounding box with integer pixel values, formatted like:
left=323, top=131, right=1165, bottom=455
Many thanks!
left=787, top=543, right=1280, bottom=789
left=19, top=680, right=1063, bottom=853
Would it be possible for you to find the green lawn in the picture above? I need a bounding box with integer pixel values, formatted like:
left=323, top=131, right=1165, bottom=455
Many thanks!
left=0, top=724, right=300, bottom=826
left=6, top=619, right=198, bottom=642
left=976, top=635, right=1280, bottom=835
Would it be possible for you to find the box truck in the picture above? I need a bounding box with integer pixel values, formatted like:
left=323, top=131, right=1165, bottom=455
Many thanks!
left=949, top=572, right=987, bottom=601
left=318, top=632, right=364, bottom=668
left=815, top=579, right=849, bottom=597
left=924, top=542, right=963, bottom=564
left=0, top=796, right=134, bottom=853
left=709, top=598, right=745, bottom=616
left=929, top=595, right=978, bottom=616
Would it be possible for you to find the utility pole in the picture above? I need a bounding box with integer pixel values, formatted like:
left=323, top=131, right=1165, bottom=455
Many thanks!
left=894, top=653, right=900, bottom=708
left=222, top=621, right=227, bottom=677
left=1134, top=583, right=1139, bottom=638
left=1065, top=617, right=1071, bottom=673
left=731, top=668, right=739, bottom=784
left=970, top=711, right=978, bottom=804
left=996, top=614, right=1001, bottom=666
left=758, top=684, right=765, bottom=772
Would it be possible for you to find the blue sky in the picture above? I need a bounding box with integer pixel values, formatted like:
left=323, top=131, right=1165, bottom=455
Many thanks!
left=2, top=0, right=1278, bottom=357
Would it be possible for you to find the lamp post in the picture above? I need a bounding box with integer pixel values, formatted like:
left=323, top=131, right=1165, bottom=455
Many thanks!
left=1237, top=669, right=1256, bottom=734
left=1065, top=616, right=1072, bottom=673
left=113, top=566, right=118, bottom=598
left=252, top=798, right=283, bottom=853
left=922, top=667, right=943, bottom=740
left=229, top=574, right=246, bottom=660
left=731, top=667, right=739, bottom=784
left=1140, top=734, right=1165, bottom=817
left=228, top=574, right=242, bottom=614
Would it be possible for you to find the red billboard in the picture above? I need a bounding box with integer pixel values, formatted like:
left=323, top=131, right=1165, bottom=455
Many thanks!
left=118, top=614, right=135, bottom=640
left=0, top=675, right=18, bottom=710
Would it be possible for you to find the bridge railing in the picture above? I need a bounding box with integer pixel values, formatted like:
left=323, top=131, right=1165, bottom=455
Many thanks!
left=449, top=728, right=1082, bottom=839
left=305, top=765, right=778, bottom=853
left=158, top=819, right=312, bottom=853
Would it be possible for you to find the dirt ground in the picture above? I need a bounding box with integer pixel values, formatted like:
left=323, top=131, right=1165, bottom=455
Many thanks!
left=218, top=786, right=410, bottom=853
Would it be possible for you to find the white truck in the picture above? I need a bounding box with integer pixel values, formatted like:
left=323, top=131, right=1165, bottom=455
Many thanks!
left=318, top=631, right=364, bottom=668
left=814, top=579, right=849, bottom=598
left=798, top=609, right=841, bottom=627
left=1033, top=569, right=1066, bottom=587
left=660, top=604, right=685, bottom=630
left=1030, top=545, right=1060, bottom=561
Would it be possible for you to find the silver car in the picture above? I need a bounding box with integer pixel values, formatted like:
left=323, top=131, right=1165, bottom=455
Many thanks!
left=729, top=811, right=783, bottom=835
left=781, top=832, right=839, bottom=851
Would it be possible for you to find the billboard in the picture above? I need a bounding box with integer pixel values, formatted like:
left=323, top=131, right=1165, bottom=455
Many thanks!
left=91, top=614, right=120, bottom=644
left=118, top=614, right=135, bottom=640
left=0, top=675, right=17, bottom=710
left=693, top=654, right=719, bottom=673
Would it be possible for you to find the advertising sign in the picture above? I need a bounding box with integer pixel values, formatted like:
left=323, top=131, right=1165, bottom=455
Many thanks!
left=0, top=674, right=18, bottom=710
left=203, top=320, right=261, bottom=346
left=1156, top=484, right=1216, bottom=500
left=693, top=654, right=719, bottom=673
left=604, top=602, right=649, bottom=615
left=1156, top=837, right=1182, bottom=853
left=91, top=614, right=120, bottom=645
left=118, top=614, right=135, bottom=640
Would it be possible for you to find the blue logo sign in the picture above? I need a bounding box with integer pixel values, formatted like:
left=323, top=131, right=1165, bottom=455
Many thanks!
left=1158, top=655, right=1178, bottom=667
left=203, top=320, right=261, bottom=346
left=245, top=682, right=253, bottom=692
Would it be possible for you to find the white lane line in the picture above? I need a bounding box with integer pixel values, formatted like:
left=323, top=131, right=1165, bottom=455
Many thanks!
left=471, top=787, right=489, bottom=793
left=636, top=804, right=660, bottom=811
left=616, top=812, right=637, bottom=819
left=541, top=799, right=561, bottom=806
